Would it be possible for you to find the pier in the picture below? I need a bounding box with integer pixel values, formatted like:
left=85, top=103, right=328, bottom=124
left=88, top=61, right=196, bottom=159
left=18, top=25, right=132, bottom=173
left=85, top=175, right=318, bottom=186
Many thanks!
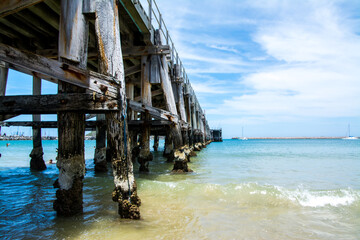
left=0, top=0, right=211, bottom=219
left=211, top=129, right=223, bottom=142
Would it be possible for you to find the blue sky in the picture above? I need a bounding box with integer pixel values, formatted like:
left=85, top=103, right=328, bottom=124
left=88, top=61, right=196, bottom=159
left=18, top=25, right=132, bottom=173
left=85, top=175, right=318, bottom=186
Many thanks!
left=2, top=0, right=360, bottom=138
left=152, top=0, right=360, bottom=138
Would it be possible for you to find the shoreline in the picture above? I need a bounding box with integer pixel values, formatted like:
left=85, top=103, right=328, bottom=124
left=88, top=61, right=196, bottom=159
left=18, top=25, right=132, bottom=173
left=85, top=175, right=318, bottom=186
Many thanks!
left=0, top=136, right=96, bottom=141
left=230, top=137, right=346, bottom=140
left=0, top=136, right=350, bottom=141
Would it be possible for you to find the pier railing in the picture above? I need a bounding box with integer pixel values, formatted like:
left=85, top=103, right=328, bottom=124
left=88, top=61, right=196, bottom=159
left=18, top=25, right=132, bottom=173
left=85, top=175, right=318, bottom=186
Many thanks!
left=133, top=0, right=193, bottom=88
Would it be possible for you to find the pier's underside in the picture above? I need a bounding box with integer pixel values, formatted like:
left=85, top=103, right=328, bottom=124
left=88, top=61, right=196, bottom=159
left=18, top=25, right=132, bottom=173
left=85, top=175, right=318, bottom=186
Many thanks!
left=0, top=0, right=211, bottom=218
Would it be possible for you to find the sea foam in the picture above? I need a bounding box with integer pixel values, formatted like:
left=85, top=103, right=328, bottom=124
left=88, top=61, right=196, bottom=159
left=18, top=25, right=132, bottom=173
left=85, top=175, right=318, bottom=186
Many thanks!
left=233, top=183, right=359, bottom=208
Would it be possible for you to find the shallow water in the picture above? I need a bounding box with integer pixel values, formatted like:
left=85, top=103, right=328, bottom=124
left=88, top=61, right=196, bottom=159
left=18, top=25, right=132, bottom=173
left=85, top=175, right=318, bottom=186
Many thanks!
left=0, top=139, right=359, bottom=239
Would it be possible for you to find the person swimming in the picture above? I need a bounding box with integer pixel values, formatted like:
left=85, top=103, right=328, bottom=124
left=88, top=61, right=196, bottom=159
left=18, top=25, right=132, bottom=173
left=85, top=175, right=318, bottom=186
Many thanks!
left=48, top=159, right=54, bottom=164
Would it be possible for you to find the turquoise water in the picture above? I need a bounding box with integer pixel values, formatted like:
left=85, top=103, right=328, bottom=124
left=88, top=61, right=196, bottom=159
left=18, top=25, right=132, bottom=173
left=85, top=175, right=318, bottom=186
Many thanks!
left=0, top=139, right=359, bottom=239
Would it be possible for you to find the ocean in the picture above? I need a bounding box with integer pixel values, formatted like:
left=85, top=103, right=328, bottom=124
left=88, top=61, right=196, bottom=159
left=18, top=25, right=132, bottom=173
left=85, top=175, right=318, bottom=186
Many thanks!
left=0, top=139, right=359, bottom=239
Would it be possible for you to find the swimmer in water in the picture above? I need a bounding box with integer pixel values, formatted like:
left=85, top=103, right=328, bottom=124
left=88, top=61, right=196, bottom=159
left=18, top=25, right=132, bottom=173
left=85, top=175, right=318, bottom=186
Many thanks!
left=48, top=159, right=54, bottom=164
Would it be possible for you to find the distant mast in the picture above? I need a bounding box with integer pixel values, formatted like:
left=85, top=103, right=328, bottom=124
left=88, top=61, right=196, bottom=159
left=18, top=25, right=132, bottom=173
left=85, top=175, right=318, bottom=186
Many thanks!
left=343, top=124, right=359, bottom=140
left=241, top=127, right=248, bottom=140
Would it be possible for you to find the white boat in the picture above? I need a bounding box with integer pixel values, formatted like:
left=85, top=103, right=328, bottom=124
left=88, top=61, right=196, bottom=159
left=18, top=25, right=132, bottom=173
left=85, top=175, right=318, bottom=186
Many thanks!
left=343, top=124, right=359, bottom=140
left=241, top=127, right=248, bottom=140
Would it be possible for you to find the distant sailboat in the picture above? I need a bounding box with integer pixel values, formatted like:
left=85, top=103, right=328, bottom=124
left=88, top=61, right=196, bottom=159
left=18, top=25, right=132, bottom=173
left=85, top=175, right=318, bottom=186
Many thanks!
left=241, top=127, right=248, bottom=140
left=343, top=124, right=359, bottom=140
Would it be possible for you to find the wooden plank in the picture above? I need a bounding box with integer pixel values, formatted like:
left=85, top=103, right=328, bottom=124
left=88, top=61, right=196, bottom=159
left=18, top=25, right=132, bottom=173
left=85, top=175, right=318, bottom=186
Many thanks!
left=149, top=55, right=160, bottom=84
left=184, top=95, right=192, bottom=127
left=129, top=100, right=178, bottom=122
left=122, top=45, right=170, bottom=58
left=191, top=96, right=197, bottom=130
left=133, top=88, right=162, bottom=102
left=177, top=83, right=187, bottom=122
left=0, top=63, right=8, bottom=96
left=86, top=113, right=96, bottom=120
left=126, top=83, right=135, bottom=120
left=59, top=0, right=88, bottom=66
left=125, top=64, right=141, bottom=76
left=29, top=45, right=166, bottom=61
left=119, top=0, right=151, bottom=35
left=141, top=55, right=151, bottom=106
left=1, top=121, right=100, bottom=129
left=0, top=43, right=119, bottom=98
left=0, top=0, right=44, bottom=18
left=27, top=4, right=59, bottom=31
left=32, top=76, right=41, bottom=121
left=0, top=93, right=120, bottom=114
left=94, top=0, right=124, bottom=96
left=158, top=55, right=177, bottom=114
left=128, top=120, right=171, bottom=126
left=0, top=17, right=38, bottom=38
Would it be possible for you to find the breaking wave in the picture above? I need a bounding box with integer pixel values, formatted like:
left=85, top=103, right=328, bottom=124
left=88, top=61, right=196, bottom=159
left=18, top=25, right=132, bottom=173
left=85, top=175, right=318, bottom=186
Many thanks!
left=140, top=181, right=360, bottom=208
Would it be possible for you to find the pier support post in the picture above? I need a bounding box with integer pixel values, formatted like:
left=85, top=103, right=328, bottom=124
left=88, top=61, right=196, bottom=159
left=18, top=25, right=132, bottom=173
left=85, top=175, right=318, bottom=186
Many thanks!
left=94, top=114, right=107, bottom=172
left=137, top=55, right=153, bottom=172
left=30, top=76, right=46, bottom=171
left=53, top=0, right=88, bottom=216
left=182, top=129, right=189, bottom=146
left=0, top=62, right=8, bottom=96
left=138, top=113, right=152, bottom=172
left=155, top=29, right=186, bottom=169
left=163, top=126, right=173, bottom=160
left=153, top=134, right=159, bottom=151
left=130, top=129, right=140, bottom=163
left=95, top=0, right=140, bottom=219
left=54, top=84, right=85, bottom=216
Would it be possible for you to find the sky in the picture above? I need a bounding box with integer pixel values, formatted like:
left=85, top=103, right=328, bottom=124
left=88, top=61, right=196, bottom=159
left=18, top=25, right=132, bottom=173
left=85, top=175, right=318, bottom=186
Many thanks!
left=2, top=0, right=360, bottom=138
left=150, top=0, right=360, bottom=138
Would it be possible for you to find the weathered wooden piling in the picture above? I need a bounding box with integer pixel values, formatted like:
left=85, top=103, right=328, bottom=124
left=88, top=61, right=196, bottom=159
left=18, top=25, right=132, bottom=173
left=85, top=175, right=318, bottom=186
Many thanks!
left=138, top=55, right=153, bottom=172
left=94, top=114, right=107, bottom=172
left=53, top=0, right=88, bottom=216
left=95, top=0, right=140, bottom=219
left=0, top=63, right=8, bottom=96
left=153, top=134, right=159, bottom=151
left=30, top=76, right=46, bottom=171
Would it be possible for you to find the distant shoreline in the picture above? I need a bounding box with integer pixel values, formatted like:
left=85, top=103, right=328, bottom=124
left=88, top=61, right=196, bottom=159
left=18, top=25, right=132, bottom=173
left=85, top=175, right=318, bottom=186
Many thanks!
left=0, top=136, right=95, bottom=141
left=230, top=137, right=346, bottom=140
left=0, top=136, right=351, bottom=141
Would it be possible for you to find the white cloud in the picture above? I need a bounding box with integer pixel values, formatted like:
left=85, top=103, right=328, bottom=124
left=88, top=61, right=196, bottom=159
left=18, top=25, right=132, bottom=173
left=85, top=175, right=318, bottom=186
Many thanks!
left=208, top=0, right=360, bottom=122
left=151, top=0, right=360, bottom=135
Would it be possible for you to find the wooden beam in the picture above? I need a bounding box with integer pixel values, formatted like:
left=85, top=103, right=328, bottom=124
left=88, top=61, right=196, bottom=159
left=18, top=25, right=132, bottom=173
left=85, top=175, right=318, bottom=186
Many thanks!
left=0, top=0, right=44, bottom=18
left=28, top=3, right=59, bottom=30
left=125, top=64, right=141, bottom=76
left=141, top=55, right=151, bottom=106
left=122, top=45, right=170, bottom=58
left=32, top=45, right=166, bottom=60
left=128, top=120, right=171, bottom=126
left=0, top=93, right=120, bottom=114
left=119, top=0, right=151, bottom=35
left=0, top=62, right=8, bottom=96
left=129, top=100, right=178, bottom=122
left=0, top=43, right=119, bottom=98
left=59, top=0, right=88, bottom=66
left=1, top=121, right=101, bottom=129
left=95, top=0, right=140, bottom=219
left=150, top=55, right=160, bottom=84
left=86, top=113, right=96, bottom=120
left=133, top=88, right=162, bottom=102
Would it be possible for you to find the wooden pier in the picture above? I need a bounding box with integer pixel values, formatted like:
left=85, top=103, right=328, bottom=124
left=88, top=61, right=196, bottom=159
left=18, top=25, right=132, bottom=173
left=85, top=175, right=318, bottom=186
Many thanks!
left=0, top=0, right=211, bottom=219
left=211, top=129, right=223, bottom=142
